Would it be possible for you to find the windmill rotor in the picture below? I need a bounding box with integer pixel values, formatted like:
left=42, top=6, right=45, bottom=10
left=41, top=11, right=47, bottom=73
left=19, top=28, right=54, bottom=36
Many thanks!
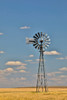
left=32, top=32, right=50, bottom=51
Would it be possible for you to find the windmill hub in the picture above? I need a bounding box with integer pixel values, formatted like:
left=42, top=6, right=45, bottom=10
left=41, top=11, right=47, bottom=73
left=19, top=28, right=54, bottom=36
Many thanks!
left=40, top=39, right=43, bottom=43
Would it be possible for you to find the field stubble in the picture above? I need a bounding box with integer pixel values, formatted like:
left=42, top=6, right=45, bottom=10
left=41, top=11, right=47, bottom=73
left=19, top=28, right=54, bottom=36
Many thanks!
left=0, top=87, right=67, bottom=100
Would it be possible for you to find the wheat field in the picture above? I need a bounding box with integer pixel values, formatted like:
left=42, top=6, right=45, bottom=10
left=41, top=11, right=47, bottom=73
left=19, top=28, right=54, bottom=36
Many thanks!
left=0, top=87, right=67, bottom=100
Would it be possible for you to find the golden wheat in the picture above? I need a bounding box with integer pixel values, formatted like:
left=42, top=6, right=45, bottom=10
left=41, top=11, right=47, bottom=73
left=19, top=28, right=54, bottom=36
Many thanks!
left=0, top=88, right=67, bottom=100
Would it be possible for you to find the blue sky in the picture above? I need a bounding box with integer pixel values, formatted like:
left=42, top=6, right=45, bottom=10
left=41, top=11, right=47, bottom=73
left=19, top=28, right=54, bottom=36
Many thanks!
left=0, top=0, right=67, bottom=87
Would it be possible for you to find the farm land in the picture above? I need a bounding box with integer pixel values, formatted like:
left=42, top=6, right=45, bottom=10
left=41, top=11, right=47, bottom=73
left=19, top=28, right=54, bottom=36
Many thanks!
left=0, top=87, right=67, bottom=100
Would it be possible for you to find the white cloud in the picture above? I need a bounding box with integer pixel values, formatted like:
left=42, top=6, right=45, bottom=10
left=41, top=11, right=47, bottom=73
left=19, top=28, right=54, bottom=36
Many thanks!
left=49, top=78, right=61, bottom=81
left=20, top=77, right=26, bottom=80
left=0, top=68, right=16, bottom=76
left=56, top=57, right=67, bottom=60
left=47, top=71, right=62, bottom=77
left=5, top=68, right=14, bottom=72
left=20, top=26, right=31, bottom=29
left=12, top=77, right=26, bottom=81
left=0, top=51, right=4, bottom=53
left=29, top=55, right=34, bottom=57
left=16, top=66, right=26, bottom=69
left=19, top=70, right=26, bottom=73
left=59, top=67, right=67, bottom=71
left=0, top=67, right=26, bottom=77
left=36, top=59, right=39, bottom=61
left=47, top=72, right=55, bottom=77
left=44, top=51, right=60, bottom=55
left=47, top=67, right=67, bottom=78
left=30, top=61, right=38, bottom=64
left=5, top=61, right=26, bottom=66
left=25, top=60, right=32, bottom=62
left=0, top=33, right=3, bottom=35
left=59, top=75, right=67, bottom=78
left=36, top=59, right=45, bottom=62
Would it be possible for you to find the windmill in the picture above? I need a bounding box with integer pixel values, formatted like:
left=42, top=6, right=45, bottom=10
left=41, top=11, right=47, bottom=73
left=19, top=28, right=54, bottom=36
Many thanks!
left=26, top=32, right=50, bottom=92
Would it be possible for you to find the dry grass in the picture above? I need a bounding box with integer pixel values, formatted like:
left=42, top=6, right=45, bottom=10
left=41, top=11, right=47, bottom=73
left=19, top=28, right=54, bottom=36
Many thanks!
left=0, top=87, right=67, bottom=100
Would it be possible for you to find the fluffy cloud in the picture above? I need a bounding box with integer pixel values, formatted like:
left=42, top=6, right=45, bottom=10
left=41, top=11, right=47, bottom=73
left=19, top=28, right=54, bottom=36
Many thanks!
left=29, top=55, right=34, bottom=57
left=5, top=61, right=26, bottom=66
left=0, top=67, right=26, bottom=76
left=5, top=68, right=14, bottom=72
left=0, top=51, right=4, bottom=53
left=44, top=51, right=60, bottom=55
left=59, top=67, right=67, bottom=71
left=0, top=33, right=3, bottom=35
left=20, top=26, right=31, bottom=29
left=19, top=70, right=26, bottom=73
left=56, top=57, right=67, bottom=60
left=0, top=68, right=15, bottom=75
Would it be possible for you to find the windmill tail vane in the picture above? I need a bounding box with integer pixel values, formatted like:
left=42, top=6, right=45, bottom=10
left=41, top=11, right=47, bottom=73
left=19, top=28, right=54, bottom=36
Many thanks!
left=26, top=32, right=51, bottom=92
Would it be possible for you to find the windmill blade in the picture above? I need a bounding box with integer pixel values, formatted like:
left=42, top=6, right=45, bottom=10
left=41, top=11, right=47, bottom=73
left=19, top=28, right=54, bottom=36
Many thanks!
left=46, top=42, right=51, bottom=45
left=35, top=44, right=39, bottom=48
left=43, top=44, right=47, bottom=47
left=41, top=32, right=43, bottom=37
left=38, top=45, right=40, bottom=49
left=46, top=37, right=49, bottom=39
left=33, top=36, right=37, bottom=39
left=47, top=36, right=50, bottom=38
left=26, top=37, right=35, bottom=44
left=46, top=45, right=49, bottom=47
left=35, top=34, right=39, bottom=38
left=33, top=43, right=37, bottom=46
left=33, top=40, right=38, bottom=44
left=44, top=39, right=47, bottom=42
left=43, top=33, right=45, bottom=36
left=45, top=34, right=48, bottom=38
left=38, top=32, right=40, bottom=38
left=46, top=39, right=51, bottom=41
left=43, top=45, right=47, bottom=49
left=45, top=47, right=47, bottom=49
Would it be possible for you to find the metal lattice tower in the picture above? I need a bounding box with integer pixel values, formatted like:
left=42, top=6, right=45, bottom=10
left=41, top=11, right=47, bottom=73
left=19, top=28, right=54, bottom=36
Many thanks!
left=26, top=32, right=50, bottom=92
